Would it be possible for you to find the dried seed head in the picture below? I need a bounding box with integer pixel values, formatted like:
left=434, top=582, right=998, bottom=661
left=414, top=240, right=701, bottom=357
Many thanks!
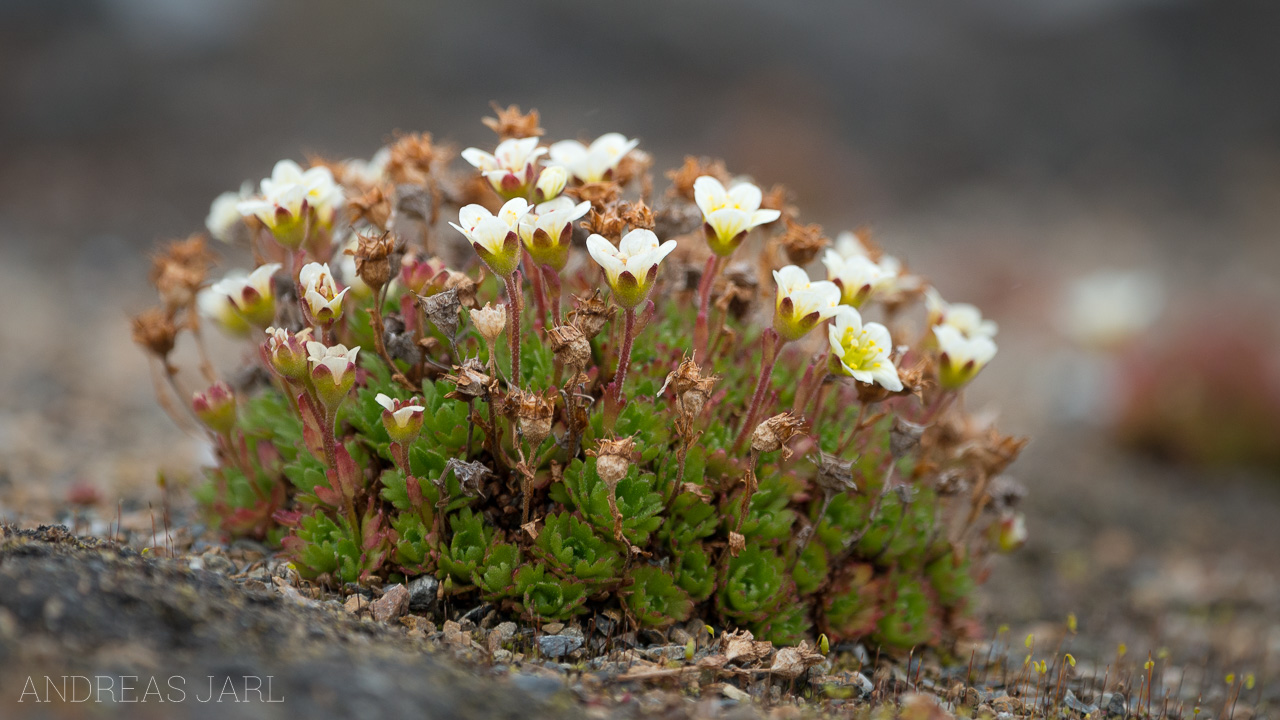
left=444, top=358, right=493, bottom=401
left=666, top=156, right=730, bottom=201
left=346, top=232, right=396, bottom=291
left=660, top=357, right=718, bottom=430
left=131, top=308, right=179, bottom=358
left=750, top=412, right=808, bottom=460
left=482, top=103, right=545, bottom=140
left=760, top=183, right=796, bottom=221
left=581, top=205, right=626, bottom=240
left=567, top=290, right=615, bottom=340
left=510, top=388, right=556, bottom=449
left=150, top=235, right=214, bottom=309
left=620, top=200, right=656, bottom=231
left=442, top=270, right=480, bottom=309
left=811, top=450, right=857, bottom=495
left=571, top=181, right=620, bottom=209
left=714, top=263, right=759, bottom=321
left=547, top=324, right=591, bottom=375
left=779, top=217, right=828, bottom=266
left=385, top=132, right=439, bottom=185
left=418, top=288, right=460, bottom=344
left=348, top=184, right=392, bottom=229
left=889, top=417, right=929, bottom=460
left=470, top=302, right=507, bottom=343
left=590, top=436, right=636, bottom=488
left=727, top=531, right=746, bottom=558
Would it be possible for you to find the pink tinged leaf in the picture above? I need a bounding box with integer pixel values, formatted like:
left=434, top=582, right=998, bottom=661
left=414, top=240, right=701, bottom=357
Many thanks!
left=273, top=509, right=303, bottom=527
left=334, top=443, right=360, bottom=501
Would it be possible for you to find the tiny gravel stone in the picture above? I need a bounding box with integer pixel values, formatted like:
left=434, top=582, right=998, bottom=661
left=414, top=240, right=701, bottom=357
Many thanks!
left=200, top=551, right=235, bottom=575
left=370, top=584, right=410, bottom=622
left=542, top=622, right=565, bottom=634
left=510, top=672, right=565, bottom=701
left=1064, top=689, right=1098, bottom=715
left=538, top=634, right=583, bottom=658
left=1105, top=692, right=1128, bottom=717
left=644, top=644, right=687, bottom=661
left=406, top=575, right=439, bottom=613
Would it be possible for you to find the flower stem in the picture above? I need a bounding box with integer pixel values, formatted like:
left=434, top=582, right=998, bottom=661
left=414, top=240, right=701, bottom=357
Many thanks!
left=523, top=249, right=548, bottom=331
left=693, top=254, right=723, bottom=362
left=612, top=307, right=638, bottom=408
left=734, top=328, right=781, bottom=450
left=503, top=272, right=523, bottom=386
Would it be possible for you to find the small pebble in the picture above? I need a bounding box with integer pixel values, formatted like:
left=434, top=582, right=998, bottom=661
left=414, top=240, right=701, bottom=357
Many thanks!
left=370, top=584, right=409, bottom=622
left=538, top=634, right=583, bottom=658
left=406, top=575, right=439, bottom=613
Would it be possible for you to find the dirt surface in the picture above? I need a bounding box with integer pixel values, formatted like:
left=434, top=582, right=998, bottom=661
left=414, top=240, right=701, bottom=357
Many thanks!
left=0, top=525, right=587, bottom=720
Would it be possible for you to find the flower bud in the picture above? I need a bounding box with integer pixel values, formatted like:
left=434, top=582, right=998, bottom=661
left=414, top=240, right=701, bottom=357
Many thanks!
left=307, top=341, right=360, bottom=410
left=375, top=393, right=425, bottom=445
left=994, top=511, right=1027, bottom=553
left=264, top=326, right=312, bottom=380
left=533, top=165, right=568, bottom=203
left=299, top=262, right=350, bottom=324
left=192, top=382, right=236, bottom=435
left=470, top=303, right=506, bottom=344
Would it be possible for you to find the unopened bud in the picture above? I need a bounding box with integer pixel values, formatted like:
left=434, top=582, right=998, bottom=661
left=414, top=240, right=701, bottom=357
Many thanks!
left=534, top=165, right=568, bottom=203
left=470, top=303, right=506, bottom=344
left=307, top=341, right=360, bottom=410
left=994, top=511, right=1027, bottom=553
left=264, top=326, right=312, bottom=380
left=400, top=253, right=450, bottom=296
left=192, top=382, right=236, bottom=434
left=375, top=392, right=425, bottom=445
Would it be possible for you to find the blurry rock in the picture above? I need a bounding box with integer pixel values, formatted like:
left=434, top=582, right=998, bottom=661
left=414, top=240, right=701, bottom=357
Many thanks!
left=406, top=575, right=439, bottom=613
left=538, top=634, right=582, bottom=658
left=371, top=584, right=409, bottom=622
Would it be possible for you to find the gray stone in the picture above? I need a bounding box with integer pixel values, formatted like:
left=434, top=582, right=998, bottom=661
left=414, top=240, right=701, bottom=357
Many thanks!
left=406, top=575, right=439, bottom=613
left=1104, top=692, right=1128, bottom=717
left=511, top=673, right=566, bottom=702
left=538, top=634, right=583, bottom=658
left=1063, top=689, right=1098, bottom=715
left=371, top=584, right=410, bottom=623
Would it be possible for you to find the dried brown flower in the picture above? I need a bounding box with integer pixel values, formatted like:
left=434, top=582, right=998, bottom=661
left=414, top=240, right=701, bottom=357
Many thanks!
left=811, top=450, right=857, bottom=495
left=346, top=232, right=396, bottom=291
left=443, top=270, right=481, bottom=310
left=436, top=458, right=490, bottom=503
left=470, top=302, right=506, bottom=344
left=760, top=183, right=797, bottom=221
left=385, top=132, right=439, bottom=186
left=131, top=308, right=179, bottom=359
left=570, top=181, right=621, bottom=208
left=727, top=531, right=746, bottom=558
left=666, top=156, right=729, bottom=201
left=889, top=417, right=929, bottom=460
left=567, top=290, right=615, bottom=340
left=546, top=324, right=591, bottom=376
left=660, top=356, right=718, bottom=433
left=769, top=640, right=825, bottom=679
left=720, top=629, right=772, bottom=665
left=778, top=217, right=828, bottom=266
left=611, top=148, right=652, bottom=191
left=444, top=358, right=494, bottom=402
left=150, top=235, right=214, bottom=310
left=619, top=200, right=656, bottom=231
left=713, top=262, right=759, bottom=321
left=348, top=185, right=392, bottom=230
left=750, top=412, right=808, bottom=460
left=581, top=205, right=626, bottom=240
left=509, top=388, right=556, bottom=449
left=481, top=103, right=544, bottom=140
left=418, top=288, right=460, bottom=345
left=590, top=436, right=636, bottom=488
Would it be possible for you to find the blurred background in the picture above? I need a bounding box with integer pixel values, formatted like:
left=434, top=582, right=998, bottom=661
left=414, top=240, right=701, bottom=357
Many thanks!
left=2, top=0, right=1279, bottom=686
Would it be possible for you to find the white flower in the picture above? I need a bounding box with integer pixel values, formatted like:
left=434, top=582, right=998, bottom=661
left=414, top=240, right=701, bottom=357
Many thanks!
left=518, top=197, right=592, bottom=271
left=205, top=181, right=253, bottom=243
left=306, top=341, right=361, bottom=408
left=534, top=165, right=568, bottom=203
left=832, top=230, right=871, bottom=259
left=771, top=265, right=841, bottom=342
left=237, top=159, right=345, bottom=247
left=462, top=137, right=546, bottom=198
left=548, top=133, right=639, bottom=184
left=204, top=263, right=281, bottom=329
left=924, top=287, right=998, bottom=339
left=197, top=286, right=251, bottom=336
left=934, top=324, right=997, bottom=389
left=827, top=306, right=903, bottom=391
left=586, top=229, right=678, bottom=309
left=342, top=147, right=391, bottom=186
left=375, top=393, right=426, bottom=429
left=450, top=198, right=531, bottom=277
left=1057, top=270, right=1163, bottom=350
left=825, top=231, right=919, bottom=301
left=694, top=176, right=781, bottom=256
left=299, top=262, right=350, bottom=323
